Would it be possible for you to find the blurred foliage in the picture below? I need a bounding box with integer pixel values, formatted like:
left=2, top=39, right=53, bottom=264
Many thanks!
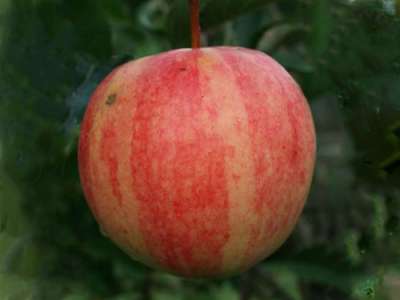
left=0, top=0, right=399, bottom=299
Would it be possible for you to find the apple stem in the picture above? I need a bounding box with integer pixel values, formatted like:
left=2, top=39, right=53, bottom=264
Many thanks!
left=189, top=0, right=201, bottom=49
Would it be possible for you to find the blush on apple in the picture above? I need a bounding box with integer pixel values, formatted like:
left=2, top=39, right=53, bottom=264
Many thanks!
left=78, top=47, right=316, bottom=278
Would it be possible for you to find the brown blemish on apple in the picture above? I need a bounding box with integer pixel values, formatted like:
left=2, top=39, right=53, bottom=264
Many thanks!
left=106, top=93, right=117, bottom=106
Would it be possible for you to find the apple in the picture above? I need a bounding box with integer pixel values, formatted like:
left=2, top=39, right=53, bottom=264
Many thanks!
left=79, top=0, right=317, bottom=279
left=78, top=46, right=316, bottom=278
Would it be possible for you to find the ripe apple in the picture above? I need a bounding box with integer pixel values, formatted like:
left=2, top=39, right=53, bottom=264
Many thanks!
left=78, top=47, right=316, bottom=278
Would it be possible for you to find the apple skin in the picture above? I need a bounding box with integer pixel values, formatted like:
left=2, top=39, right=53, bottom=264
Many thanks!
left=78, top=47, right=316, bottom=278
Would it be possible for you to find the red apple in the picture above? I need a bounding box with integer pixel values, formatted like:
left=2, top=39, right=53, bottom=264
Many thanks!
left=78, top=47, right=316, bottom=278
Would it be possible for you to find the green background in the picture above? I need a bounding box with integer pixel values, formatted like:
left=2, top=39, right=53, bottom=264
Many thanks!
left=0, top=0, right=400, bottom=299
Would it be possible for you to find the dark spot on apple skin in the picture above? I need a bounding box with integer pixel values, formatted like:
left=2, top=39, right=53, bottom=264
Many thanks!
left=106, top=94, right=117, bottom=106
left=179, top=67, right=187, bottom=71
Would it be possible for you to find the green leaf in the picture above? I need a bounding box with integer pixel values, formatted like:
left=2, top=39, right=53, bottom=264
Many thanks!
left=344, top=231, right=363, bottom=266
left=256, top=22, right=308, bottom=53
left=370, top=194, right=388, bottom=242
left=352, top=275, right=382, bottom=300
left=309, top=0, right=332, bottom=58
left=166, top=0, right=191, bottom=48
left=201, top=0, right=281, bottom=29
left=270, top=269, right=302, bottom=300
left=62, top=293, right=91, bottom=300
left=263, top=258, right=364, bottom=293
left=211, top=283, right=239, bottom=300
left=167, top=0, right=280, bottom=48
left=0, top=172, right=25, bottom=236
left=153, top=291, right=183, bottom=300
left=109, top=293, right=141, bottom=300
left=0, top=273, right=35, bottom=300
